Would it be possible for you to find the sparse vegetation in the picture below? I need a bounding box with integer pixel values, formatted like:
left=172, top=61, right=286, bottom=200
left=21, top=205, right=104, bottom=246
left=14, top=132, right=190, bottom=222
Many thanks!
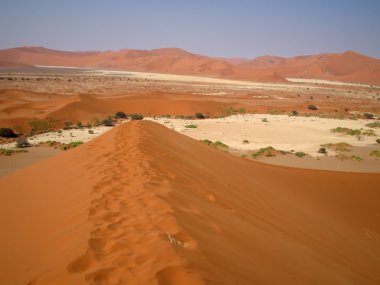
left=63, top=121, right=74, bottom=130
left=242, top=139, right=249, bottom=144
left=184, top=124, right=197, bottom=128
left=323, top=142, right=352, bottom=152
left=331, top=127, right=361, bottom=136
left=262, top=118, right=268, bottom=123
left=351, top=155, right=363, bottom=161
left=365, top=121, right=380, bottom=128
left=195, top=112, right=205, bottom=119
left=16, top=137, right=31, bottom=148
left=0, top=148, right=28, bottom=156
left=369, top=150, right=380, bottom=157
left=291, top=110, right=299, bottom=116
left=376, top=139, right=380, bottom=144
left=213, top=141, right=229, bottom=149
left=29, top=118, right=58, bottom=134
left=238, top=108, right=246, bottom=114
left=251, top=146, right=275, bottom=158
left=0, top=128, right=17, bottom=138
left=308, top=105, right=318, bottom=110
left=115, top=111, right=127, bottom=119
left=295, top=152, right=306, bottom=158
left=88, top=130, right=94, bottom=134
left=318, top=147, right=327, bottom=154
left=101, top=117, right=114, bottom=126
left=60, top=141, right=84, bottom=150
left=200, top=139, right=228, bottom=149
left=363, top=113, right=374, bottom=119
left=200, top=139, right=213, bottom=145
left=130, top=114, right=144, bottom=120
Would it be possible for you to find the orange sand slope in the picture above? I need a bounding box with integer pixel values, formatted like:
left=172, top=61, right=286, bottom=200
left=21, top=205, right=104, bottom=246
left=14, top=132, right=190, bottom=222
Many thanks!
left=237, top=51, right=380, bottom=85
left=0, top=121, right=380, bottom=285
left=0, top=47, right=285, bottom=82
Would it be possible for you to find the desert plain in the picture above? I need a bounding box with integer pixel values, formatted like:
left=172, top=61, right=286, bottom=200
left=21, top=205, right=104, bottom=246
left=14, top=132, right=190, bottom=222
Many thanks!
left=0, top=47, right=380, bottom=284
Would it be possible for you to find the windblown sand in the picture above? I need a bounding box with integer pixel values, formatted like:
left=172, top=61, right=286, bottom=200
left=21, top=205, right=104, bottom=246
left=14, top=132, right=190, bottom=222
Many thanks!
left=0, top=121, right=379, bottom=285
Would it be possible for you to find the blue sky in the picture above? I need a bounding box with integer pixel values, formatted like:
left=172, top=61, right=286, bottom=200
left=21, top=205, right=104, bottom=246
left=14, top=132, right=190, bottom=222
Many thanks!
left=1, top=0, right=379, bottom=58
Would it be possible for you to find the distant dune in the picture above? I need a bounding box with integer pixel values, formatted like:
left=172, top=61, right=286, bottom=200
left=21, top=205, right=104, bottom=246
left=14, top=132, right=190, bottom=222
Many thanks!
left=235, top=51, right=380, bottom=85
left=0, top=47, right=286, bottom=83
left=0, top=120, right=379, bottom=284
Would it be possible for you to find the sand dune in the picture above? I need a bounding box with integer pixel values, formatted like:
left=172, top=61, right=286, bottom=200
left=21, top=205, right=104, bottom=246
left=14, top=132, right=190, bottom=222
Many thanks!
left=0, top=47, right=286, bottom=83
left=238, top=51, right=380, bottom=85
left=0, top=120, right=379, bottom=284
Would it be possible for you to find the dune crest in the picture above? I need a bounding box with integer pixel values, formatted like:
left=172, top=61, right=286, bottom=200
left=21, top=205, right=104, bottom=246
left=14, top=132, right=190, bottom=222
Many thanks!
left=1, top=121, right=380, bottom=284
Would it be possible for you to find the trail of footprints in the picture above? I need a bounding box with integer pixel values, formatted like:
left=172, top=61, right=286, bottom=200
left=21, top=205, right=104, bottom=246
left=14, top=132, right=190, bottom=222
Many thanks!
left=66, top=125, right=179, bottom=284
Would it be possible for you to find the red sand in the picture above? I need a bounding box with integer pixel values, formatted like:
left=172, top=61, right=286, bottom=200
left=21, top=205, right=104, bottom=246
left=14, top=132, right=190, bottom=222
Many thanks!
left=238, top=51, right=380, bottom=85
left=0, top=121, right=379, bottom=284
left=0, top=47, right=286, bottom=83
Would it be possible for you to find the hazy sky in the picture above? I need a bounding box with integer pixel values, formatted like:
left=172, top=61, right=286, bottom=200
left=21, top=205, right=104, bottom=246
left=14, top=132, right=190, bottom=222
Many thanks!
left=1, top=0, right=379, bottom=58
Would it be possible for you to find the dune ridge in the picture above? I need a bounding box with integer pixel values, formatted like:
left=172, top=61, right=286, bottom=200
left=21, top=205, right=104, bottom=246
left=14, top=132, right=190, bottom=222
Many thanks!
left=236, top=50, right=380, bottom=85
left=0, top=121, right=380, bottom=284
left=0, top=47, right=286, bottom=83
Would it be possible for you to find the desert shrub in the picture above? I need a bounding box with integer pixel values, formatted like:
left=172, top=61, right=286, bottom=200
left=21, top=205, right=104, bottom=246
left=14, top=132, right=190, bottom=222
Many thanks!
left=365, top=121, right=380, bottom=128
left=0, top=148, right=13, bottom=156
left=331, top=127, right=361, bottom=136
left=200, top=139, right=213, bottom=145
left=63, top=121, right=73, bottom=130
left=88, top=130, right=94, bottom=134
left=242, top=139, right=249, bottom=144
left=238, top=108, right=246, bottom=114
left=295, top=152, right=306, bottom=158
left=363, top=113, right=374, bottom=119
left=60, top=141, right=84, bottom=150
left=76, top=121, right=83, bottom=129
left=101, top=118, right=114, bottom=126
left=351, top=155, right=363, bottom=161
left=0, top=128, right=17, bottom=138
left=262, top=118, right=268, bottom=123
left=195, top=112, right=205, bottom=119
left=376, top=139, right=380, bottom=144
left=130, top=114, right=144, bottom=120
left=308, top=105, right=318, bottom=110
left=29, top=118, right=58, bottom=134
left=213, top=141, right=229, bottom=149
left=115, top=111, right=127, bottom=119
left=369, top=150, right=380, bottom=157
left=184, top=124, right=197, bottom=129
left=251, top=146, right=275, bottom=158
left=0, top=148, right=27, bottom=156
left=318, top=147, right=327, bottom=154
left=16, top=137, right=31, bottom=148
left=291, top=110, right=299, bottom=116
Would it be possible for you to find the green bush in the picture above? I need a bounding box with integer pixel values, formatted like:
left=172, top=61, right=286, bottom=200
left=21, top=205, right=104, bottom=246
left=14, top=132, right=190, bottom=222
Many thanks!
left=365, top=121, right=380, bottom=128
left=101, top=118, right=114, bottom=126
left=238, top=108, right=246, bottom=114
left=29, top=118, right=58, bottom=134
left=251, top=146, right=275, bottom=158
left=195, top=112, right=205, bottom=119
left=213, top=141, right=229, bottom=149
left=115, top=111, right=127, bottom=119
left=130, top=114, right=144, bottom=120
left=0, top=128, right=17, bottom=138
left=295, top=152, right=306, bottom=158
left=369, top=150, right=380, bottom=157
left=291, top=110, right=299, bottom=116
left=185, top=124, right=197, bottom=129
left=63, top=121, right=73, bottom=130
left=60, top=141, right=84, bottom=150
left=363, top=113, right=374, bottom=119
